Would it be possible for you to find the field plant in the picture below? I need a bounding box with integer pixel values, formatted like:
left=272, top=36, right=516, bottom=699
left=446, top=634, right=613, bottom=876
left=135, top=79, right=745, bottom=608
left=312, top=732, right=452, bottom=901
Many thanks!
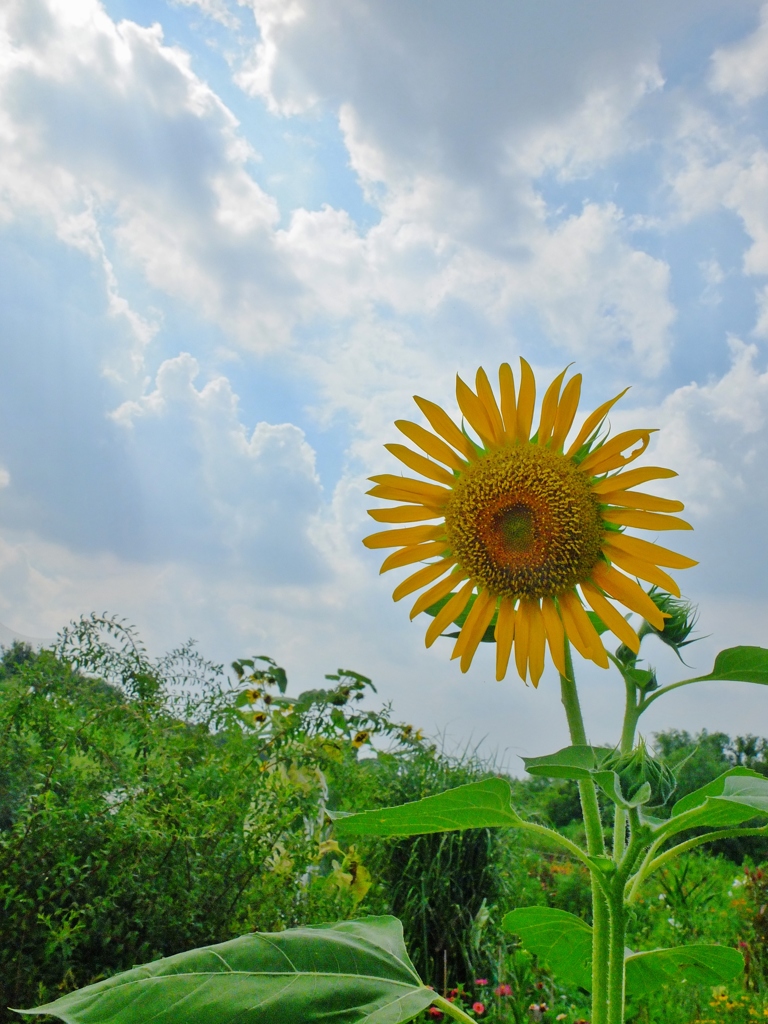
left=13, top=361, right=768, bottom=1024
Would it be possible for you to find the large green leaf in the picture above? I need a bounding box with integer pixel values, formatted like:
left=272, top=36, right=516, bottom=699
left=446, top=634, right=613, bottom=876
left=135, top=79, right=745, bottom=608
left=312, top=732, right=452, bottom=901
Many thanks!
left=524, top=746, right=653, bottom=809
left=679, top=646, right=768, bottom=685
left=503, top=909, right=743, bottom=997
left=502, top=907, right=592, bottom=990
left=332, top=778, right=522, bottom=837
left=522, top=745, right=613, bottom=780
left=15, top=917, right=434, bottom=1024
left=625, top=945, right=743, bottom=995
left=660, top=768, right=768, bottom=834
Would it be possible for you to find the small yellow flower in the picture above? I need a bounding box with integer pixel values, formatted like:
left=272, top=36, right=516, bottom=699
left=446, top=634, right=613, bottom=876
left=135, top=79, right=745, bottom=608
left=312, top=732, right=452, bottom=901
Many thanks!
left=352, top=730, right=370, bottom=748
left=364, top=359, right=696, bottom=684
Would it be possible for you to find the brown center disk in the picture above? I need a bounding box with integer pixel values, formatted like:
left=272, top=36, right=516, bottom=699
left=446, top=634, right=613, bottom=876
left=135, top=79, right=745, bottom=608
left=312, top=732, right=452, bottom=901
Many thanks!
left=443, top=443, right=604, bottom=600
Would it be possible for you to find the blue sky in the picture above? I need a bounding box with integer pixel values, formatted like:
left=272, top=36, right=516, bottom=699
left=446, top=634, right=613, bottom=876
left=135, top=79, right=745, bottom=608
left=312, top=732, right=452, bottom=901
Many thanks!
left=3, top=0, right=768, bottom=765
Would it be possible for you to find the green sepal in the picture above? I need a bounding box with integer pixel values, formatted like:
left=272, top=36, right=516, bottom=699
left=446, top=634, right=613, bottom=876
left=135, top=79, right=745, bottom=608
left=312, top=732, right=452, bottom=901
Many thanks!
left=331, top=778, right=523, bottom=837
left=592, top=772, right=653, bottom=810
left=14, top=917, right=434, bottom=1024
left=425, top=593, right=497, bottom=643
left=587, top=611, right=609, bottom=635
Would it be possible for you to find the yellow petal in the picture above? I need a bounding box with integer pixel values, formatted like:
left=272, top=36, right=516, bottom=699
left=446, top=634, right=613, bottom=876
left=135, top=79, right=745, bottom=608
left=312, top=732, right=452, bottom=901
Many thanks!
left=368, top=484, right=448, bottom=505
left=494, top=597, right=516, bottom=681
left=565, top=387, right=630, bottom=458
left=384, top=443, right=456, bottom=486
left=475, top=367, right=505, bottom=443
left=558, top=591, right=593, bottom=662
left=602, top=542, right=681, bottom=597
left=368, top=505, right=443, bottom=523
left=591, top=466, right=677, bottom=494
left=392, top=559, right=456, bottom=602
left=498, top=363, right=517, bottom=440
left=527, top=600, right=546, bottom=687
left=413, top=396, right=478, bottom=461
left=395, top=419, right=467, bottom=471
left=602, top=509, right=692, bottom=532
left=410, top=570, right=468, bottom=619
left=455, top=591, right=498, bottom=673
left=425, top=581, right=474, bottom=647
left=580, top=429, right=655, bottom=475
left=380, top=541, right=450, bottom=573
left=560, top=590, right=609, bottom=669
left=537, top=368, right=567, bottom=446
left=540, top=597, right=567, bottom=676
left=590, top=562, right=665, bottom=630
left=368, top=474, right=450, bottom=504
left=363, top=525, right=445, bottom=549
left=604, top=533, right=697, bottom=570
left=514, top=597, right=531, bottom=682
left=550, top=374, right=582, bottom=452
left=516, top=357, right=536, bottom=442
left=599, top=490, right=685, bottom=513
left=456, top=374, right=496, bottom=446
left=581, top=582, right=640, bottom=654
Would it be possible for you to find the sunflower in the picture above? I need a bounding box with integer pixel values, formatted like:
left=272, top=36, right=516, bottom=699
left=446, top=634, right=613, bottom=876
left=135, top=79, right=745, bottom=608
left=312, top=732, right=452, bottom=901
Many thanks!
left=363, top=359, right=696, bottom=685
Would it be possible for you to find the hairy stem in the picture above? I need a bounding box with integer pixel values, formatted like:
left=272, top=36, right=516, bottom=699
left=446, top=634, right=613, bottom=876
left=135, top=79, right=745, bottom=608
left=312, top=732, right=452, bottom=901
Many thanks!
left=560, top=640, right=608, bottom=1024
left=606, top=889, right=627, bottom=1024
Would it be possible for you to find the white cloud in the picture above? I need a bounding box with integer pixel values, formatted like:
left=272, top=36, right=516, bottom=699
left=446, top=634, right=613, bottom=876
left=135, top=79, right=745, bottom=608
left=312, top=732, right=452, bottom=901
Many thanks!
left=112, top=352, right=327, bottom=581
left=711, top=3, right=768, bottom=103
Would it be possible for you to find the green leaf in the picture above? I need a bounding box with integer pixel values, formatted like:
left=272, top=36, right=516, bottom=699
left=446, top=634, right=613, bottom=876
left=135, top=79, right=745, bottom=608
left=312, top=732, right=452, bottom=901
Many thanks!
left=625, top=945, right=744, bottom=996
left=502, top=907, right=592, bottom=990
left=503, top=909, right=743, bottom=997
left=15, top=917, right=434, bottom=1024
left=523, top=745, right=613, bottom=780
left=661, top=767, right=768, bottom=833
left=332, top=778, right=522, bottom=837
left=680, top=646, right=768, bottom=685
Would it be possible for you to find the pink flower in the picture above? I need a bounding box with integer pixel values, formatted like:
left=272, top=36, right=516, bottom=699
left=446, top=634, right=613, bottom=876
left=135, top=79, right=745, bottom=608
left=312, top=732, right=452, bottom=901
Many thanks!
left=427, top=1009, right=443, bottom=1019
left=474, top=979, right=488, bottom=986
left=472, top=1002, right=485, bottom=1015
left=494, top=984, right=512, bottom=996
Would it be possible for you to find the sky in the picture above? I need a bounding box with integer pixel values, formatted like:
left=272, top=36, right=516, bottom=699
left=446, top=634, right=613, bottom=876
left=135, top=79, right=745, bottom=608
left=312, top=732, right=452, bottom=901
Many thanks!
left=3, top=0, right=768, bottom=769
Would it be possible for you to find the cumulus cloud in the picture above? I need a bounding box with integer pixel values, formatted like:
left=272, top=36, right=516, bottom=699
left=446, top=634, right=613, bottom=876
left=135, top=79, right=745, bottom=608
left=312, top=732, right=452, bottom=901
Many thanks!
left=711, top=3, right=768, bottom=103
left=0, top=0, right=295, bottom=354
left=112, top=352, right=327, bottom=582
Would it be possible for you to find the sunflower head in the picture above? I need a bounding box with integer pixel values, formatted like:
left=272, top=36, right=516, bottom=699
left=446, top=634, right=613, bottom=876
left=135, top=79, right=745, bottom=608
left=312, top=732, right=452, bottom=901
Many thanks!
left=363, top=359, right=697, bottom=686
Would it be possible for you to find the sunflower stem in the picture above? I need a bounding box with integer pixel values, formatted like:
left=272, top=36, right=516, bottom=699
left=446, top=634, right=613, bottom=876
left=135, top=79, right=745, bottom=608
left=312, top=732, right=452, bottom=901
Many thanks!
left=559, top=639, right=609, bottom=1024
left=613, top=674, right=640, bottom=862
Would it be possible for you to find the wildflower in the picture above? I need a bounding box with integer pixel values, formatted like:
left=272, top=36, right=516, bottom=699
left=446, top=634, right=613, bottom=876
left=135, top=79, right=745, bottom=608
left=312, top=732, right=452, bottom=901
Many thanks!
left=364, top=360, right=695, bottom=684
left=556, top=1016, right=567, bottom=1022
left=244, top=688, right=261, bottom=703
left=352, top=730, right=370, bottom=748
left=427, top=1009, right=443, bottom=1019
left=472, top=1003, right=485, bottom=1015
left=475, top=979, right=488, bottom=986
left=495, top=984, right=512, bottom=996
left=251, top=711, right=268, bottom=724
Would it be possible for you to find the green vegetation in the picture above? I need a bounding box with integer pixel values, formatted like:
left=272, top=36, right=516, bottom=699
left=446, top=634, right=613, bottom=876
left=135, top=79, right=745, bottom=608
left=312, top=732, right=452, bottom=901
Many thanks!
left=4, top=616, right=768, bottom=1023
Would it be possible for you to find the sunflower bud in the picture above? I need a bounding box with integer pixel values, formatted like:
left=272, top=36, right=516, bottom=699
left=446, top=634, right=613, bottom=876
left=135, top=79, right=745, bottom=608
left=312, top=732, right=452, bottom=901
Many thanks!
left=640, top=588, right=699, bottom=660
left=602, top=739, right=676, bottom=807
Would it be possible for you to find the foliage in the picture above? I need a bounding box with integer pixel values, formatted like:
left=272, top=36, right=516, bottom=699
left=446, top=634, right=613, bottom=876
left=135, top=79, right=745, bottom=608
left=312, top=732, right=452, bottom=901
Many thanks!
left=0, top=622, right=433, bottom=1022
